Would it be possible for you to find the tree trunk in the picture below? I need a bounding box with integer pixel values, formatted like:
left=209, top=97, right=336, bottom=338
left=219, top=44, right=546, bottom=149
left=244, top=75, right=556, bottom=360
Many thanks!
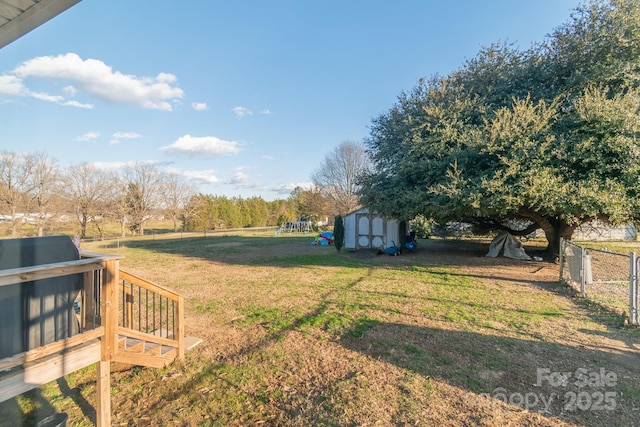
left=9, top=206, right=18, bottom=237
left=79, top=216, right=88, bottom=240
left=518, top=210, right=576, bottom=257
left=537, top=217, right=576, bottom=257
left=399, top=221, right=407, bottom=254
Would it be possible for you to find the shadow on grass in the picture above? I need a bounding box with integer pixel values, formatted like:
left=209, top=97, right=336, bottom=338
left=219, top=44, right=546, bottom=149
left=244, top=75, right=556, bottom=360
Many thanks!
left=336, top=320, right=640, bottom=425
left=140, top=262, right=640, bottom=427
left=0, top=388, right=56, bottom=427
left=0, top=377, right=95, bottom=427
left=139, top=313, right=640, bottom=426
left=75, top=236, right=638, bottom=424
left=88, top=234, right=552, bottom=271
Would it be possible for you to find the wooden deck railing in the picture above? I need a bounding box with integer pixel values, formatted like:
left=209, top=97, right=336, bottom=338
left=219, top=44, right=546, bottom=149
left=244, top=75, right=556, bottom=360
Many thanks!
left=0, top=250, right=187, bottom=427
left=115, top=269, right=185, bottom=367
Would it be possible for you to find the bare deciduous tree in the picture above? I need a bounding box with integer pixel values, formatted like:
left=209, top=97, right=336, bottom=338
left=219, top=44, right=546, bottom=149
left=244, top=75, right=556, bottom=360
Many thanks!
left=0, top=151, right=33, bottom=236
left=311, top=140, right=371, bottom=216
left=123, top=162, right=162, bottom=235
left=61, top=163, right=110, bottom=239
left=160, top=173, right=196, bottom=232
left=109, top=172, right=130, bottom=237
left=27, top=152, right=60, bottom=236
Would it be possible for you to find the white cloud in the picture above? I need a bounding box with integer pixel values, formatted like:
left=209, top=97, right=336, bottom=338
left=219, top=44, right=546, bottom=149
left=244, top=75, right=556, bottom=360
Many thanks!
left=273, top=182, right=313, bottom=194
left=76, top=131, right=100, bottom=142
left=0, top=75, right=27, bottom=95
left=161, top=167, right=219, bottom=185
left=30, top=92, right=65, bottom=103
left=160, top=135, right=241, bottom=157
left=113, top=131, right=142, bottom=139
left=13, top=53, right=184, bottom=111
left=227, top=172, right=268, bottom=191
left=260, top=155, right=274, bottom=160
left=63, top=100, right=93, bottom=109
left=232, top=106, right=253, bottom=118
left=92, top=161, right=129, bottom=170
left=260, top=109, right=271, bottom=115
left=92, top=160, right=156, bottom=170
left=109, top=131, right=142, bottom=145
left=228, top=170, right=250, bottom=186
left=0, top=73, right=94, bottom=108
left=192, top=102, right=208, bottom=111
left=156, top=72, right=177, bottom=84
left=183, top=169, right=219, bottom=184
left=63, top=85, right=77, bottom=96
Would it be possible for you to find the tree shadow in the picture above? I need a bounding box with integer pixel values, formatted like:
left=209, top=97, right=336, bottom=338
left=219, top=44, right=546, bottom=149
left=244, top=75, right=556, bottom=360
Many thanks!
left=337, top=320, right=640, bottom=425
left=55, top=377, right=95, bottom=424
left=137, top=256, right=640, bottom=425
left=137, top=300, right=640, bottom=426
left=0, top=372, right=95, bottom=426
left=0, top=388, right=56, bottom=427
left=87, top=235, right=638, bottom=424
left=91, top=234, right=553, bottom=271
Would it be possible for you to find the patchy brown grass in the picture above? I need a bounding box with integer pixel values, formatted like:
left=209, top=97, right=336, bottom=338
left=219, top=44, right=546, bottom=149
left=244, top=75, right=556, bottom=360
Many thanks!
left=2, top=234, right=639, bottom=426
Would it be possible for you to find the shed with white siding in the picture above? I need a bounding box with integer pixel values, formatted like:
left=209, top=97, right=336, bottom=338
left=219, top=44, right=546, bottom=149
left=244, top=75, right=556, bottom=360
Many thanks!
left=344, top=208, right=401, bottom=251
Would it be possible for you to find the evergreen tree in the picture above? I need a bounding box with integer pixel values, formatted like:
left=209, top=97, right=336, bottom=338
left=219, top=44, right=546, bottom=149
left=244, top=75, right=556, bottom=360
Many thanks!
left=333, top=215, right=344, bottom=252
left=360, top=0, right=640, bottom=254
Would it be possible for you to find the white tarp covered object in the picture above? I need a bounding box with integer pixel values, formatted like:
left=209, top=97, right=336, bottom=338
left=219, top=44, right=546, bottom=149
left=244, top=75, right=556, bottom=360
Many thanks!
left=485, top=230, right=532, bottom=260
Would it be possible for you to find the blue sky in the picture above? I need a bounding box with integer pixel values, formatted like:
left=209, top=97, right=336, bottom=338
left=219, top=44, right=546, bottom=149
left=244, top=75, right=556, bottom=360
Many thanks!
left=1, top=0, right=582, bottom=201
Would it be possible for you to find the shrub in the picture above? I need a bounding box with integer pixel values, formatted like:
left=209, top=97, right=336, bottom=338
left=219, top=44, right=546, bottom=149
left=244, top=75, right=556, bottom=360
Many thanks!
left=333, top=215, right=344, bottom=251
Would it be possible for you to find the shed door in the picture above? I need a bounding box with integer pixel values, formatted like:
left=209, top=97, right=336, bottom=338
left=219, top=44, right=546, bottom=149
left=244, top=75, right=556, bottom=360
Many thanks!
left=356, top=214, right=370, bottom=247
left=356, top=213, right=386, bottom=249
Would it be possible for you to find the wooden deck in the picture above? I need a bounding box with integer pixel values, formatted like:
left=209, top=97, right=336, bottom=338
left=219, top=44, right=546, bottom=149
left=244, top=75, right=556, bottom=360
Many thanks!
left=0, top=245, right=199, bottom=426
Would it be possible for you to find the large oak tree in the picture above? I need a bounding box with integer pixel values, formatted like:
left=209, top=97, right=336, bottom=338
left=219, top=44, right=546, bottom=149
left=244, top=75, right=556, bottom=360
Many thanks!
left=359, top=0, right=640, bottom=254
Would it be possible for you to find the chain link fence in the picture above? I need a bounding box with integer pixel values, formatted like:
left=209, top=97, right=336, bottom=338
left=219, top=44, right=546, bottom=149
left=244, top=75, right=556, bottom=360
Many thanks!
left=560, top=238, right=638, bottom=324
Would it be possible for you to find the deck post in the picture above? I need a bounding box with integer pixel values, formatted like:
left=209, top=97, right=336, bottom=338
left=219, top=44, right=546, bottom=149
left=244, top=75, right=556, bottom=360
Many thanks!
left=83, top=270, right=96, bottom=330
left=97, top=258, right=118, bottom=427
left=96, top=360, right=111, bottom=427
left=177, top=296, right=185, bottom=360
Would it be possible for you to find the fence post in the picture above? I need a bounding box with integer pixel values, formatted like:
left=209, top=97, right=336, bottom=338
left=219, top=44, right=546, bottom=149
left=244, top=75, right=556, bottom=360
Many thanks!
left=580, top=246, right=587, bottom=298
left=630, top=252, right=638, bottom=326
left=559, top=237, right=564, bottom=282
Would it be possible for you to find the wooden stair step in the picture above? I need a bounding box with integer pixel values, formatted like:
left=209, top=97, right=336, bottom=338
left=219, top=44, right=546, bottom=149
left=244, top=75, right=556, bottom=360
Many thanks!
left=185, top=336, right=203, bottom=351
left=118, top=335, right=173, bottom=355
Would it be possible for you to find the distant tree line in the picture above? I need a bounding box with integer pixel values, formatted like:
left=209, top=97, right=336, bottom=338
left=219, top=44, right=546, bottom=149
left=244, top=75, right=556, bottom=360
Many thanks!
left=184, top=194, right=286, bottom=230
left=183, top=186, right=335, bottom=231
left=0, top=150, right=335, bottom=239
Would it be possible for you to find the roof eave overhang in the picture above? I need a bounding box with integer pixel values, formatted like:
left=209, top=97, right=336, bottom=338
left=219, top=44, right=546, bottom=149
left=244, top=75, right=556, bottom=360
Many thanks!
left=0, top=0, right=82, bottom=49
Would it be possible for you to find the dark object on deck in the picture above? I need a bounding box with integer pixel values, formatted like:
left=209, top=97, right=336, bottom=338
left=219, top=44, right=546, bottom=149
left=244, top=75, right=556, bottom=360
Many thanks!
left=0, top=236, right=82, bottom=359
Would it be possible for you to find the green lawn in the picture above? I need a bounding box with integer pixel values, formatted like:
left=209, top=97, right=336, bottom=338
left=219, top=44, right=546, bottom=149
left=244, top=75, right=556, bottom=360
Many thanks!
left=2, top=234, right=639, bottom=426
